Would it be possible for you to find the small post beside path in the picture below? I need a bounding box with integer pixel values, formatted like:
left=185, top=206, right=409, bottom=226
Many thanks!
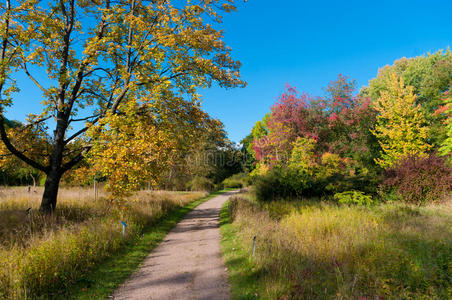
left=94, top=179, right=98, bottom=201
left=121, top=221, right=127, bottom=237
left=252, top=235, right=257, bottom=257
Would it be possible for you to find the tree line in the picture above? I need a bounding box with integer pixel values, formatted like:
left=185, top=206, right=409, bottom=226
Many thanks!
left=242, top=49, right=452, bottom=204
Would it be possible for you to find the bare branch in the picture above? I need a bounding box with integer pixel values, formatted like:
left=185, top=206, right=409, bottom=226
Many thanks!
left=82, top=67, right=114, bottom=79
left=23, top=63, right=48, bottom=94
left=65, top=0, right=111, bottom=119
left=69, top=113, right=100, bottom=123
left=64, top=115, right=100, bottom=145
left=16, top=116, right=52, bottom=133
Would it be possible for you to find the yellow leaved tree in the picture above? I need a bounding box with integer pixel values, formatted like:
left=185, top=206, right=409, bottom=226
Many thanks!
left=371, top=72, right=431, bottom=168
left=87, top=90, right=217, bottom=199
left=0, top=0, right=244, bottom=212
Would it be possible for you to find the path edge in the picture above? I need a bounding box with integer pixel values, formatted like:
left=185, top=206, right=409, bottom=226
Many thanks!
left=62, top=189, right=234, bottom=300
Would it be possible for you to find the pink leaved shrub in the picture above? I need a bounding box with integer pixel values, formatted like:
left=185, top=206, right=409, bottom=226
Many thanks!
left=382, top=154, right=452, bottom=205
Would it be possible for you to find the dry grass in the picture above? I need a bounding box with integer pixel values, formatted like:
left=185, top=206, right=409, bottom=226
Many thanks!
left=0, top=186, right=207, bottom=299
left=227, top=194, right=452, bottom=299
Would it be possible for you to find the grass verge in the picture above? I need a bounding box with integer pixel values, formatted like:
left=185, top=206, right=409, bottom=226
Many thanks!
left=220, top=200, right=263, bottom=300
left=221, top=194, right=452, bottom=299
left=66, top=189, right=231, bottom=300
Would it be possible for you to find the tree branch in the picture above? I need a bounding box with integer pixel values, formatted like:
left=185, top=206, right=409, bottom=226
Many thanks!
left=16, top=115, right=51, bottom=133
left=69, top=113, right=100, bottom=123
left=64, top=115, right=100, bottom=145
left=60, top=150, right=89, bottom=174
left=65, top=0, right=110, bottom=119
left=23, top=62, right=49, bottom=95
left=0, top=115, right=48, bottom=172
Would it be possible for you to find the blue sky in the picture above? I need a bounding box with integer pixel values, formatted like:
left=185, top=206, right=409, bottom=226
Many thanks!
left=200, top=0, right=452, bottom=143
left=5, top=0, right=452, bottom=143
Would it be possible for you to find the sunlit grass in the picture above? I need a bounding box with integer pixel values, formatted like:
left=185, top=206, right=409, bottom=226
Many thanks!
left=223, top=194, right=452, bottom=299
left=0, top=186, right=207, bottom=299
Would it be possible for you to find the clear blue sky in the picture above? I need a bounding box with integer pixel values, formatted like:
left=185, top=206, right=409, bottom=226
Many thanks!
left=5, top=0, right=452, bottom=144
left=200, top=0, right=452, bottom=143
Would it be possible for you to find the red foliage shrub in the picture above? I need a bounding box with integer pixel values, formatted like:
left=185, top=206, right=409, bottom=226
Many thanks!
left=382, top=154, right=452, bottom=205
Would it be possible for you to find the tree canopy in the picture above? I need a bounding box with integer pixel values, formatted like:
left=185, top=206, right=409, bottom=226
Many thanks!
left=0, top=0, right=244, bottom=212
left=365, top=49, right=452, bottom=147
left=371, top=72, right=431, bottom=168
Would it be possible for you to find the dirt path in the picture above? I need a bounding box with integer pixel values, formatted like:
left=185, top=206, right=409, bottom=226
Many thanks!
left=112, top=191, right=237, bottom=300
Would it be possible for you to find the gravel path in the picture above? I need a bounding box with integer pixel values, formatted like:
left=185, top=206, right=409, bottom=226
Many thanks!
left=112, top=191, right=237, bottom=300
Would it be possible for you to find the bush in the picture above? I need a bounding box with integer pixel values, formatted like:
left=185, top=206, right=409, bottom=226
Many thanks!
left=222, top=173, right=251, bottom=189
left=214, top=182, right=224, bottom=191
left=187, top=176, right=214, bottom=192
left=333, top=190, right=374, bottom=206
left=381, top=154, right=452, bottom=205
left=254, top=168, right=301, bottom=202
left=254, top=164, right=381, bottom=202
left=222, top=176, right=243, bottom=188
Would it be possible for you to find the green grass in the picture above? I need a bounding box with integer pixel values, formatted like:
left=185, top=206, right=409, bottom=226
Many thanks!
left=220, top=200, right=263, bottom=300
left=221, top=193, right=452, bottom=299
left=65, top=189, right=231, bottom=300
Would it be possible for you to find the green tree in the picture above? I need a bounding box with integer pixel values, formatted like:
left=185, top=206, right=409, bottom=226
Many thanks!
left=439, top=83, right=452, bottom=156
left=371, top=72, right=431, bottom=168
left=248, top=113, right=270, bottom=157
left=240, top=133, right=255, bottom=172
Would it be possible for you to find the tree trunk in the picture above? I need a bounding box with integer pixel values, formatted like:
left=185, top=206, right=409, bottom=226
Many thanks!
left=40, top=169, right=61, bottom=213
left=40, top=113, right=66, bottom=214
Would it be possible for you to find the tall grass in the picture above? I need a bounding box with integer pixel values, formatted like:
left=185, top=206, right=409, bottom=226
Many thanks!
left=0, top=186, right=206, bottom=299
left=227, top=194, right=452, bottom=299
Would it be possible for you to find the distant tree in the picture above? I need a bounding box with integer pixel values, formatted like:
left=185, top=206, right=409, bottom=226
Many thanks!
left=371, top=72, right=431, bottom=168
left=287, top=137, right=317, bottom=177
left=252, top=86, right=328, bottom=166
left=253, top=77, right=378, bottom=173
left=240, top=133, right=255, bottom=172
left=155, top=114, right=241, bottom=190
left=325, top=74, right=358, bottom=113
left=0, top=0, right=244, bottom=212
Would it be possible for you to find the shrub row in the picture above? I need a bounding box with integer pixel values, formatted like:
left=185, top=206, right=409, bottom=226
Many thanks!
left=254, top=153, right=452, bottom=205
left=254, top=166, right=379, bottom=202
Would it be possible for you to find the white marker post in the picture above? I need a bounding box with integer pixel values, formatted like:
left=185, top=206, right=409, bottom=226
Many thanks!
left=121, top=221, right=127, bottom=237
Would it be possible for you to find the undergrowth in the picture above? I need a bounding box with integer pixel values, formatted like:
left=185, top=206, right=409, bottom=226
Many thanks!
left=0, top=187, right=207, bottom=299
left=222, top=193, right=452, bottom=299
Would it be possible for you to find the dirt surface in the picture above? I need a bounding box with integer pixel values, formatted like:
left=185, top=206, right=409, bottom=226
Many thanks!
left=112, top=191, right=237, bottom=300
